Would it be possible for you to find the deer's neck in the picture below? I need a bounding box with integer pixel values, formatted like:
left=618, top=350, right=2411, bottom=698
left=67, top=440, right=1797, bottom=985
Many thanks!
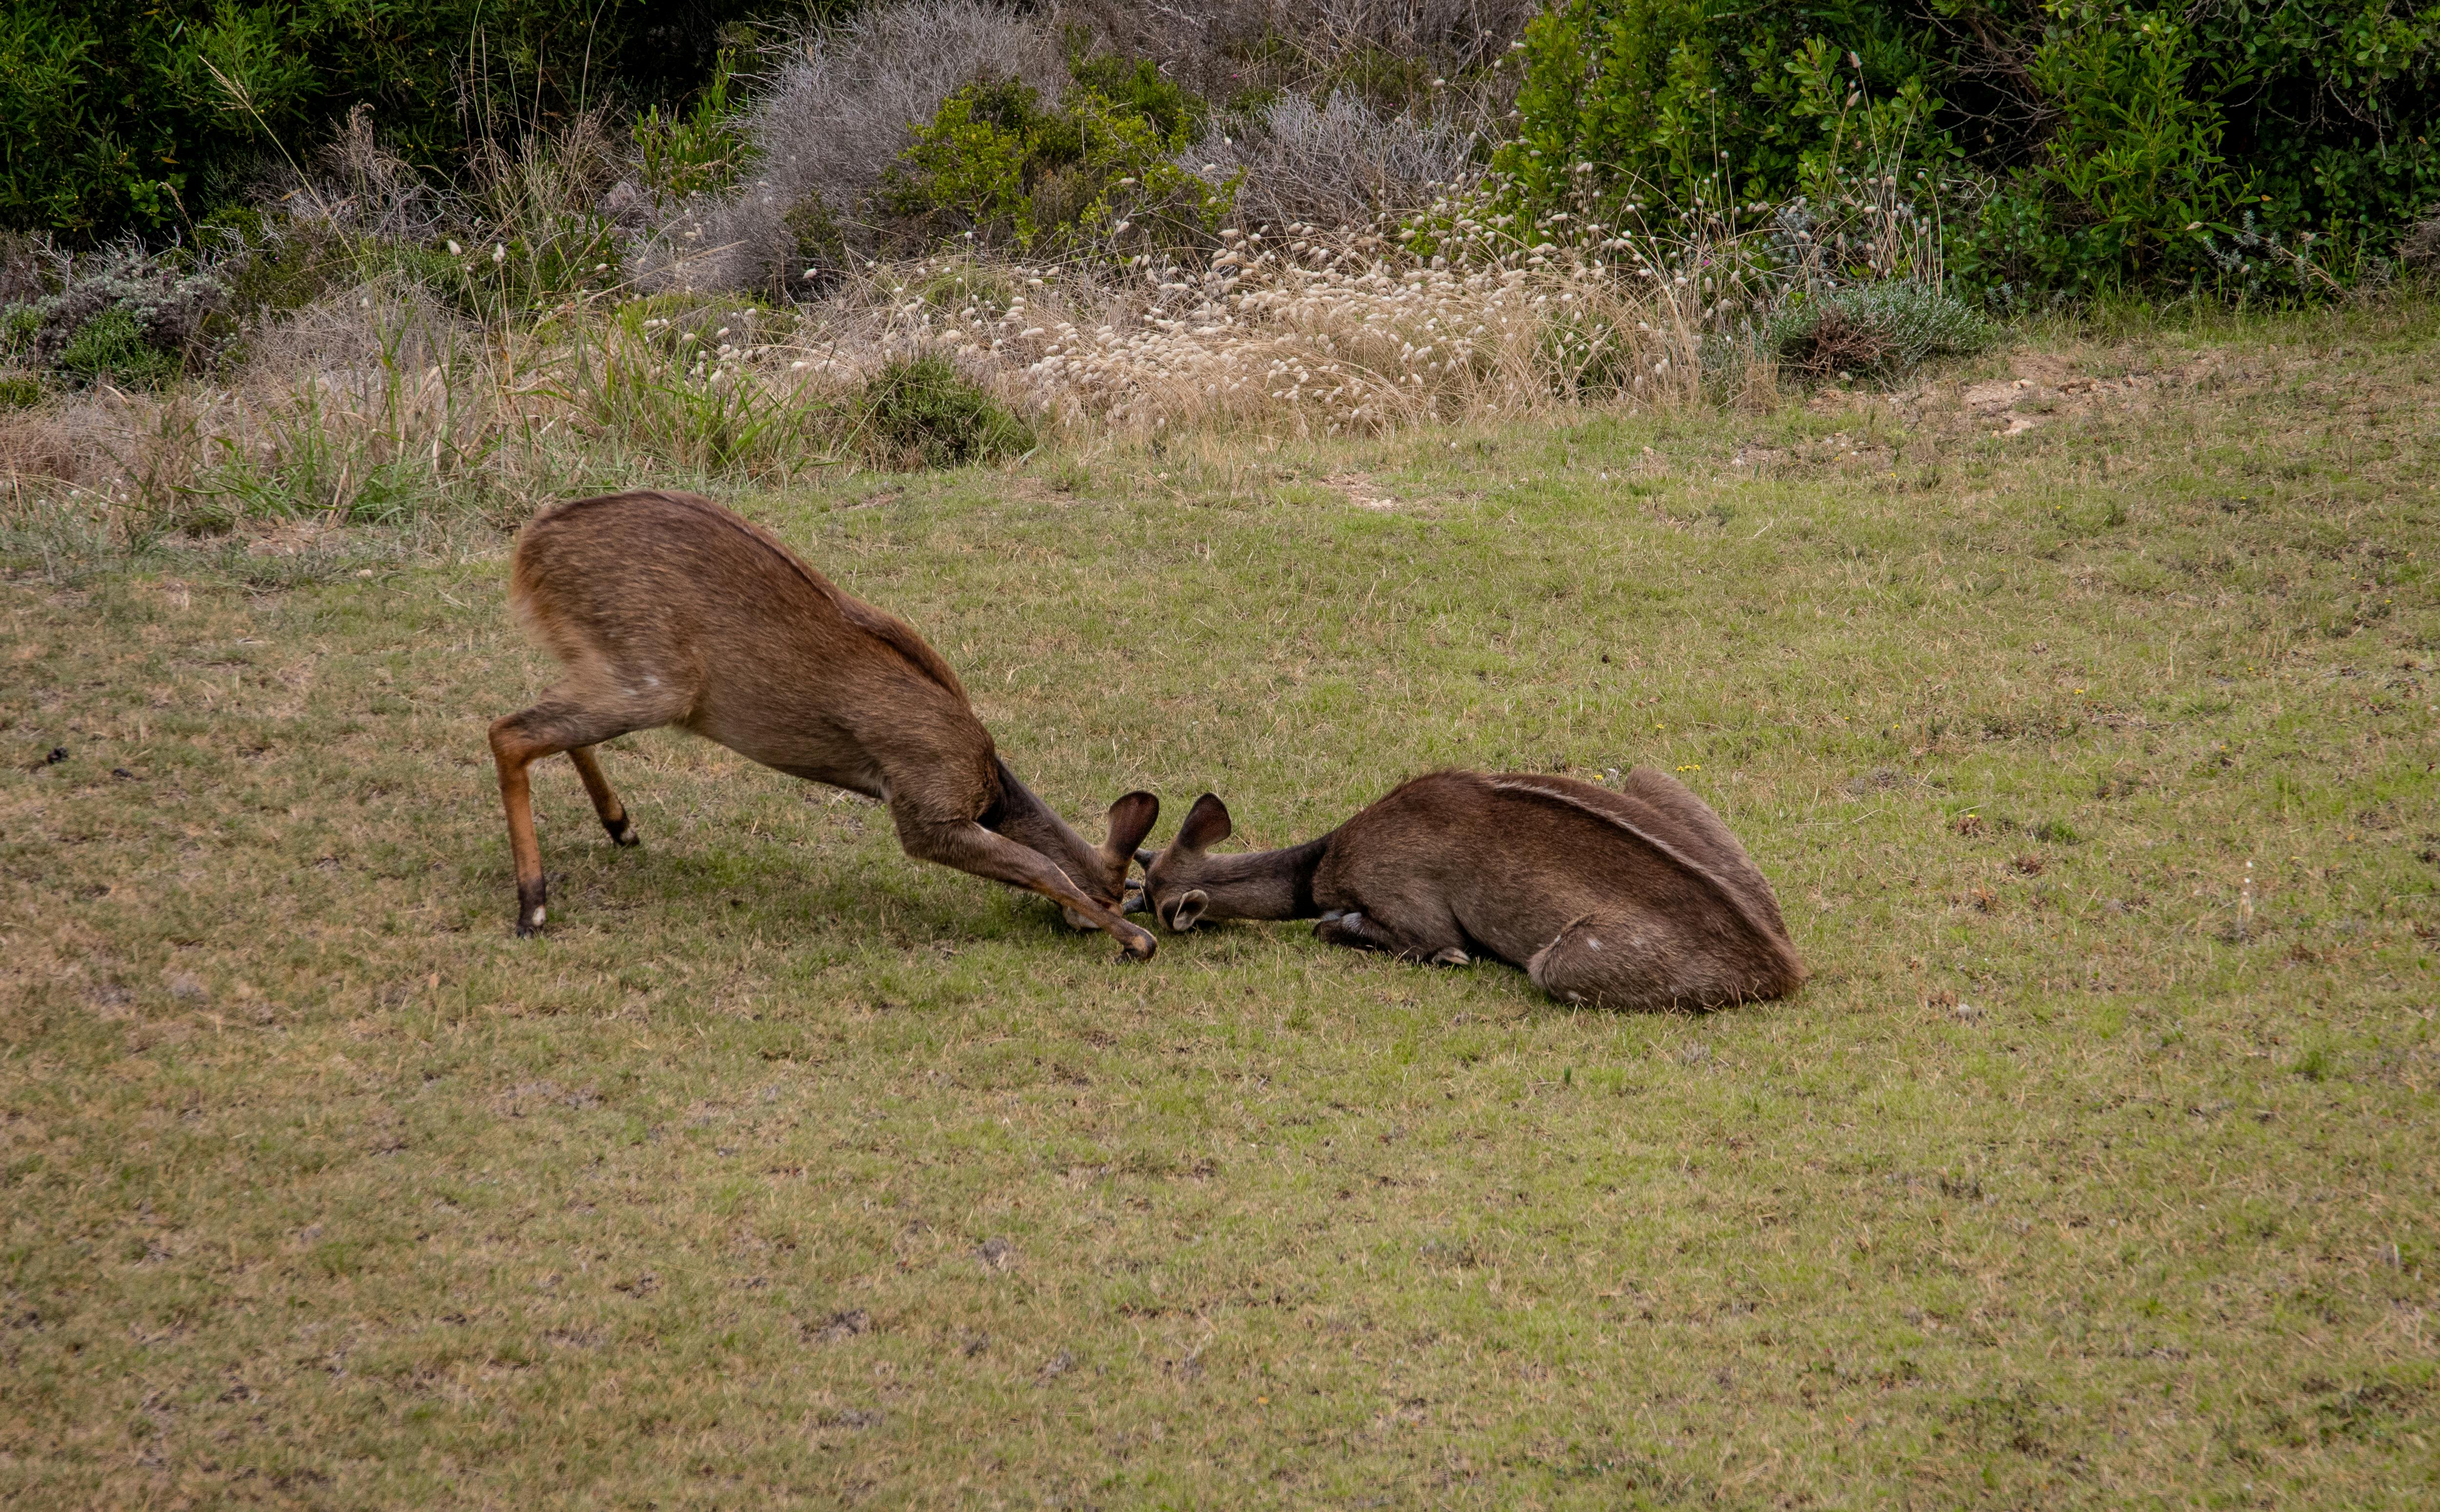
left=1196, top=834, right=1336, bottom=921
left=982, top=758, right=1097, bottom=875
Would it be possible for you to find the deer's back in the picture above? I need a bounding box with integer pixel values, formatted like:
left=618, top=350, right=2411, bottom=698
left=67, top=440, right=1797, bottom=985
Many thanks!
left=508, top=490, right=986, bottom=789
left=1323, top=769, right=1799, bottom=978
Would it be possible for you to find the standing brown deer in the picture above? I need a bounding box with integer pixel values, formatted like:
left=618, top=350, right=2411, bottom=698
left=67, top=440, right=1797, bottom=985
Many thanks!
left=1134, top=769, right=1802, bottom=1009
left=488, top=489, right=1160, bottom=958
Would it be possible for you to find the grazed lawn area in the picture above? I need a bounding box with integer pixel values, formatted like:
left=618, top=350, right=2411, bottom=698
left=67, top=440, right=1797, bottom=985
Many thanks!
left=4, top=306, right=2438, bottom=1507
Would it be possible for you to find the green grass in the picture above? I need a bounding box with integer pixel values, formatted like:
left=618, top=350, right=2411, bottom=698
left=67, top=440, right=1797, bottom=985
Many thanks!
left=4, top=302, right=2438, bottom=1507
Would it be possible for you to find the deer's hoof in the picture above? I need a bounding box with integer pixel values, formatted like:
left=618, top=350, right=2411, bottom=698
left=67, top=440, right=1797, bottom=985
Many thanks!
left=605, top=815, right=640, bottom=847
left=1429, top=947, right=1472, bottom=967
left=514, top=905, right=547, bottom=938
left=1315, top=911, right=1366, bottom=944
left=1116, top=924, right=1158, bottom=961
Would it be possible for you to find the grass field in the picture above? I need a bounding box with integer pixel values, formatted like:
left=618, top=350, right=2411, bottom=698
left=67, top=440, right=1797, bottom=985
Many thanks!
left=4, top=303, right=2438, bottom=1508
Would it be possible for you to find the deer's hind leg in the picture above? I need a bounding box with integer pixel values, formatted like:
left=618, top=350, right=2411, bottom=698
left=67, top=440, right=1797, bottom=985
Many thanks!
left=566, top=745, right=639, bottom=847
left=1526, top=909, right=1730, bottom=1011
left=490, top=694, right=667, bottom=936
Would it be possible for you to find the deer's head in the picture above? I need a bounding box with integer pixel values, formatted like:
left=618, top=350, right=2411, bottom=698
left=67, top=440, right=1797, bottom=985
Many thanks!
left=1133, top=792, right=1236, bottom=931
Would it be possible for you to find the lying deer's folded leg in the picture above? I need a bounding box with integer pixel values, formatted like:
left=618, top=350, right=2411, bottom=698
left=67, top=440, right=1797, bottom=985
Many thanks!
left=1313, top=905, right=1466, bottom=964
left=900, top=817, right=1158, bottom=960
left=1525, top=910, right=1690, bottom=1011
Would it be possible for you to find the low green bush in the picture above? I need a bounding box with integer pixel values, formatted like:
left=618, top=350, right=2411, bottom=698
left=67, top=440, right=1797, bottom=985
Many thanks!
left=0, top=304, right=39, bottom=352
left=1768, top=281, right=1997, bottom=378
left=0, top=244, right=227, bottom=387
left=853, top=353, right=1032, bottom=469
left=1067, top=55, right=1207, bottom=145
left=57, top=306, right=181, bottom=386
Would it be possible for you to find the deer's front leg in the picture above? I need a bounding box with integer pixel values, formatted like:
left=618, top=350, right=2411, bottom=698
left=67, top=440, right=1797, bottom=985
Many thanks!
left=1313, top=908, right=1464, bottom=965
left=902, top=819, right=1158, bottom=960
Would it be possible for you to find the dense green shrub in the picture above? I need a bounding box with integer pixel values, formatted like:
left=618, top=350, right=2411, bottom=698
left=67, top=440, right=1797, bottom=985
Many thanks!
left=1498, top=2, right=1943, bottom=216
left=853, top=353, right=1032, bottom=468
left=881, top=72, right=1235, bottom=255
left=0, top=0, right=814, bottom=242
left=884, top=79, right=1044, bottom=241
left=1067, top=55, right=1209, bottom=144
left=1501, top=0, right=2440, bottom=298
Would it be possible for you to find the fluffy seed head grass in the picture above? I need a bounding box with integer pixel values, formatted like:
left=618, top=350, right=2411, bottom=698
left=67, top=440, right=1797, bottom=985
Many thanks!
left=965, top=188, right=1776, bottom=437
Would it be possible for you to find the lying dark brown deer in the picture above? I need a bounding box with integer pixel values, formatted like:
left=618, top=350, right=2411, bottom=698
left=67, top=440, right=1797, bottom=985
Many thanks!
left=488, top=489, right=1159, bottom=958
left=1134, top=769, right=1802, bottom=1009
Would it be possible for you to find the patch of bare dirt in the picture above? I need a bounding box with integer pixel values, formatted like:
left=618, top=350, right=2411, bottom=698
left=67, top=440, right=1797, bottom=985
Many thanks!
left=1731, top=429, right=1897, bottom=475
left=244, top=520, right=354, bottom=558
left=1917, top=349, right=2243, bottom=437
left=1326, top=473, right=1399, bottom=511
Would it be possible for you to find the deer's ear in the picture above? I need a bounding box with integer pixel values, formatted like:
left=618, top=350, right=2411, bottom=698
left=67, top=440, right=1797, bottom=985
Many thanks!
left=1169, top=888, right=1210, bottom=931
left=1102, top=791, right=1160, bottom=864
left=1175, top=793, right=1233, bottom=853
